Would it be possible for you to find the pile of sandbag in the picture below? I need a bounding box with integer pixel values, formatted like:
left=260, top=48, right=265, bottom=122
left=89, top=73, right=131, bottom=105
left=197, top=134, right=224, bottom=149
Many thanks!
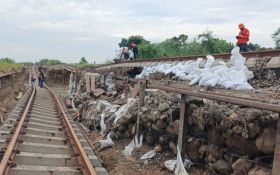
left=137, top=47, right=254, bottom=90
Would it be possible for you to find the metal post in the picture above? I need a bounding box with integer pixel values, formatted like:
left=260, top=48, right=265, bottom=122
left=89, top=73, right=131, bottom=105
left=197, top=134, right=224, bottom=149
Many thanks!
left=177, top=94, right=188, bottom=161
left=272, top=113, right=280, bottom=175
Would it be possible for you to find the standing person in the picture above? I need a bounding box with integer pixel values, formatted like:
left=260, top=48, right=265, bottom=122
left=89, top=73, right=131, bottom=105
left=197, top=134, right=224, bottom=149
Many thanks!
left=236, top=23, right=250, bottom=52
left=39, top=70, right=45, bottom=88
left=31, top=74, right=36, bottom=87
left=130, top=42, right=138, bottom=59
left=38, top=75, right=41, bottom=86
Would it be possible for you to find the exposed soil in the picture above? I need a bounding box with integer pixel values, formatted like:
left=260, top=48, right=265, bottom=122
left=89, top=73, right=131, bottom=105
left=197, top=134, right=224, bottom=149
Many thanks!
left=45, top=65, right=71, bottom=86
left=0, top=79, right=27, bottom=124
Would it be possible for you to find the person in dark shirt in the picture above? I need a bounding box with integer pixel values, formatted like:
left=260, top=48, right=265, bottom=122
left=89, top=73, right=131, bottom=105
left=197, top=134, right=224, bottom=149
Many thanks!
left=39, top=70, right=45, bottom=88
left=130, top=42, right=138, bottom=59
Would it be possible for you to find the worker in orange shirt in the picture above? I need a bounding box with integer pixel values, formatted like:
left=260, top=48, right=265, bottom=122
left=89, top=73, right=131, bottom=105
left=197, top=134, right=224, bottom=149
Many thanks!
left=236, top=23, right=250, bottom=52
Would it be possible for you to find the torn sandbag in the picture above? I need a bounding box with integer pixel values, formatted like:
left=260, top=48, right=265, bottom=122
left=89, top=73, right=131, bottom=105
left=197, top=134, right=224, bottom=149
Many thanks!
left=140, top=150, right=156, bottom=160
left=94, top=131, right=117, bottom=150
left=123, top=134, right=143, bottom=158
left=164, top=145, right=191, bottom=175
left=100, top=113, right=106, bottom=136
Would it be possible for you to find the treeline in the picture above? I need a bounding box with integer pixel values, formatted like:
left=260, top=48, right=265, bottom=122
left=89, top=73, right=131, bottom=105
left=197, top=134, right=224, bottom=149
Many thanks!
left=118, top=30, right=269, bottom=59
left=36, top=59, right=62, bottom=65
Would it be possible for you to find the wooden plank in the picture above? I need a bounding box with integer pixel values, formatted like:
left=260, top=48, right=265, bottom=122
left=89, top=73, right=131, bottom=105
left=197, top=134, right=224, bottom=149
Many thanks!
left=136, top=80, right=145, bottom=137
left=129, top=83, right=140, bottom=98
left=124, top=77, right=128, bottom=99
left=90, top=74, right=96, bottom=91
left=85, top=73, right=91, bottom=93
left=272, top=114, right=280, bottom=175
left=177, top=94, right=188, bottom=161
left=92, top=88, right=105, bottom=98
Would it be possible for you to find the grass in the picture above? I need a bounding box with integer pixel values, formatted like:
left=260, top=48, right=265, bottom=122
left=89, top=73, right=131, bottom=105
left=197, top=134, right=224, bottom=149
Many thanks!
left=77, top=63, right=95, bottom=68
left=0, top=59, right=22, bottom=74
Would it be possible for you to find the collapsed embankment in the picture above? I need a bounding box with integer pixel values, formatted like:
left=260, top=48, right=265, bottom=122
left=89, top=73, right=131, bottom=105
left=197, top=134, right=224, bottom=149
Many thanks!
left=52, top=55, right=280, bottom=175
left=0, top=68, right=28, bottom=124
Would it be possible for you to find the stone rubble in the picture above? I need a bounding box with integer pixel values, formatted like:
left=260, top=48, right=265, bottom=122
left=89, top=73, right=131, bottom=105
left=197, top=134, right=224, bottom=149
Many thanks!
left=71, top=64, right=280, bottom=174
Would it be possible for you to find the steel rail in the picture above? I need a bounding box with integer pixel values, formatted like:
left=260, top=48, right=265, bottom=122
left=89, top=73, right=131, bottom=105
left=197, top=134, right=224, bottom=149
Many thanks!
left=0, top=86, right=36, bottom=175
left=147, top=83, right=280, bottom=112
left=121, top=49, right=280, bottom=63
left=44, top=85, right=96, bottom=175
left=97, top=49, right=280, bottom=69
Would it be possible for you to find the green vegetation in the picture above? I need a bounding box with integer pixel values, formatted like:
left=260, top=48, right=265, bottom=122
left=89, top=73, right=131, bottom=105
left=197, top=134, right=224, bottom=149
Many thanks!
left=0, top=58, right=22, bottom=73
left=119, top=35, right=150, bottom=48
left=37, top=59, right=62, bottom=65
left=79, top=57, right=88, bottom=66
left=119, top=31, right=266, bottom=59
left=272, top=27, right=280, bottom=48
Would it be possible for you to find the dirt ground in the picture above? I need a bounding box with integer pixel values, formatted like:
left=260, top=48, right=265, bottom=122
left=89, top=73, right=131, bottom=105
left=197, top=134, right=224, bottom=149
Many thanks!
left=89, top=131, right=211, bottom=175
left=0, top=81, right=27, bottom=124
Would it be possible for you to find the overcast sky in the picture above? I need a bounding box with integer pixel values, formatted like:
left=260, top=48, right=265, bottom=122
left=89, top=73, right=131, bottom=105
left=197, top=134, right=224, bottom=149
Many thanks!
left=0, top=0, right=279, bottom=63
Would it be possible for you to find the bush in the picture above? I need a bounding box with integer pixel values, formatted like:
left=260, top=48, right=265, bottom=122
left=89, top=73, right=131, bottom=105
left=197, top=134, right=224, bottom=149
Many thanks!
left=0, top=58, right=22, bottom=73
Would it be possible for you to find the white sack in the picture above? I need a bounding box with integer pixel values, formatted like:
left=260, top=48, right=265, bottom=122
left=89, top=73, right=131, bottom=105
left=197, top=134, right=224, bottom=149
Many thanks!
left=94, top=132, right=116, bottom=149
left=164, top=145, right=190, bottom=175
left=140, top=150, right=156, bottom=160
left=123, top=134, right=143, bottom=158
left=137, top=47, right=254, bottom=91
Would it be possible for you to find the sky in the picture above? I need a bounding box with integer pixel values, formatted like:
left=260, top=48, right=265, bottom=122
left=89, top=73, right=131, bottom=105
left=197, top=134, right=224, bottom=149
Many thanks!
left=0, top=0, right=279, bottom=63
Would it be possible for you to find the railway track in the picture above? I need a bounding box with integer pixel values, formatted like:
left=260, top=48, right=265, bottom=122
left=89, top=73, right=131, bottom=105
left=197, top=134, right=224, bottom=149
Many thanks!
left=95, top=49, right=280, bottom=71
left=0, top=68, right=107, bottom=175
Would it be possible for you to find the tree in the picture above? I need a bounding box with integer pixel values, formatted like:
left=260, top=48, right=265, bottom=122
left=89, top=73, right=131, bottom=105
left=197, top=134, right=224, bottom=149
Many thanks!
left=118, top=38, right=129, bottom=48
left=198, top=30, right=233, bottom=54
left=79, top=57, right=88, bottom=65
left=118, top=35, right=150, bottom=48
left=247, top=43, right=265, bottom=51
left=272, top=27, right=280, bottom=48
left=138, top=43, right=160, bottom=59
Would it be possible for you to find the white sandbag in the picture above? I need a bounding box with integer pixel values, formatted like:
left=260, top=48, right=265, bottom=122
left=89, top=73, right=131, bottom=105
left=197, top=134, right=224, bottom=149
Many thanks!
left=100, top=113, right=106, bottom=136
left=164, top=160, right=177, bottom=171
left=123, top=134, right=143, bottom=158
left=94, top=132, right=116, bottom=149
left=164, top=145, right=190, bottom=175
left=140, top=150, right=156, bottom=160
left=205, top=55, right=215, bottom=68
left=137, top=47, right=253, bottom=91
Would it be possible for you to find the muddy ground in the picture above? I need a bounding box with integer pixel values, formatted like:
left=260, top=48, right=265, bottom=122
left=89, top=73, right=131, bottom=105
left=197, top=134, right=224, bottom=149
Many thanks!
left=89, top=131, right=211, bottom=175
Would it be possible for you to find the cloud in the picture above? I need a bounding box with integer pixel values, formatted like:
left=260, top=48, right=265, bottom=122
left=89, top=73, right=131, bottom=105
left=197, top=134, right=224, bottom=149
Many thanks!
left=0, top=0, right=279, bottom=63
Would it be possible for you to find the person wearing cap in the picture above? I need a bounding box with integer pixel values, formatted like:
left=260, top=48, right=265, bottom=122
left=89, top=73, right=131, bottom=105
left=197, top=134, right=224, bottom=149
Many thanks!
left=236, top=23, right=250, bottom=52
